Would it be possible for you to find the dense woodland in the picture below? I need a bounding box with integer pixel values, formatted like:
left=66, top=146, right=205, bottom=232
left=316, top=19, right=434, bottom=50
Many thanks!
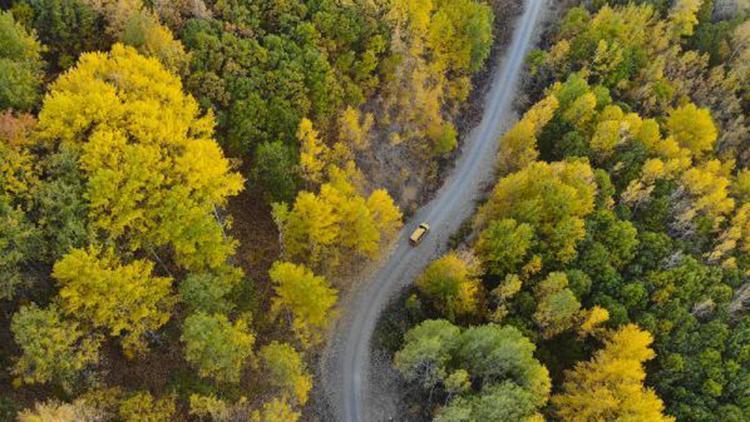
left=389, top=0, right=750, bottom=421
left=0, top=0, right=496, bottom=420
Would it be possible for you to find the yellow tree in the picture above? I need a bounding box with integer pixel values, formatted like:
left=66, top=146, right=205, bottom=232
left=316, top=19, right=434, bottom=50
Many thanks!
left=665, top=103, right=718, bottom=159
left=553, top=324, right=674, bottom=422
left=298, top=118, right=329, bottom=185
left=52, top=247, right=175, bottom=357
left=272, top=191, right=341, bottom=268
left=416, top=252, right=481, bottom=321
left=259, top=342, right=313, bottom=406
left=35, top=44, right=243, bottom=272
left=268, top=261, right=338, bottom=347
left=497, top=95, right=558, bottom=175
left=275, top=171, right=402, bottom=270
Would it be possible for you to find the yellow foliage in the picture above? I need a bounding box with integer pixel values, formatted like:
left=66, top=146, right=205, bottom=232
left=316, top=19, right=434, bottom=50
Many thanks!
left=679, top=159, right=735, bottom=230
left=52, top=247, right=174, bottom=357
left=553, top=324, right=674, bottom=422
left=269, top=262, right=338, bottom=347
left=578, top=305, right=610, bottom=338
left=665, top=103, right=718, bottom=159
left=297, top=118, right=329, bottom=185
left=36, top=44, right=242, bottom=271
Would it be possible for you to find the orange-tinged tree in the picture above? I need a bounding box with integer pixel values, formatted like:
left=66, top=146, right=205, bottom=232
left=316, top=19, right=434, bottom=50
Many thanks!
left=553, top=324, right=674, bottom=422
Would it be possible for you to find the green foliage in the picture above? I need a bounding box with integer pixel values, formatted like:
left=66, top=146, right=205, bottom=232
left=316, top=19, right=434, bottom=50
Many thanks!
left=181, top=312, right=255, bottom=384
left=476, top=160, right=597, bottom=266
left=17, top=0, right=110, bottom=70
left=394, top=319, right=461, bottom=389
left=253, top=141, right=300, bottom=203
left=395, top=320, right=551, bottom=418
left=0, top=11, right=45, bottom=110
left=11, top=304, right=101, bottom=392
left=475, top=218, right=535, bottom=277
left=179, top=266, right=243, bottom=314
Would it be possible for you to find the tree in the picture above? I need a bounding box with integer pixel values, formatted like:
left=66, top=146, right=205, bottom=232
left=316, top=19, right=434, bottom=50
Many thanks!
left=18, top=400, right=103, bottom=422
left=118, top=9, right=188, bottom=73
left=11, top=304, right=101, bottom=392
left=0, top=194, right=38, bottom=300
left=181, top=312, right=255, bottom=384
left=665, top=103, right=718, bottom=159
left=476, top=160, right=596, bottom=266
left=297, top=118, right=328, bottom=185
left=19, top=0, right=110, bottom=70
left=0, top=11, right=45, bottom=111
left=259, top=342, right=313, bottom=405
left=475, top=218, right=535, bottom=277
left=35, top=44, right=243, bottom=271
left=268, top=261, right=337, bottom=346
left=668, top=0, right=702, bottom=39
left=274, top=173, right=401, bottom=270
left=251, top=398, right=300, bottom=422
left=338, top=106, right=373, bottom=151
left=533, top=272, right=581, bottom=338
left=436, top=382, right=543, bottom=422
left=455, top=324, right=551, bottom=404
left=118, top=391, right=176, bottom=422
left=416, top=252, right=481, bottom=321
left=253, top=141, right=299, bottom=203
left=179, top=266, right=243, bottom=314
left=553, top=324, right=674, bottom=422
left=52, top=247, right=174, bottom=357
left=394, top=319, right=461, bottom=389
left=497, top=94, right=558, bottom=174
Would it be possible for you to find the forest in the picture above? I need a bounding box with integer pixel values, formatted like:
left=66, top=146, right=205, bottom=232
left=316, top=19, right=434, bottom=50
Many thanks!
left=385, top=0, right=750, bottom=421
left=0, top=0, right=496, bottom=420
left=1, top=0, right=749, bottom=421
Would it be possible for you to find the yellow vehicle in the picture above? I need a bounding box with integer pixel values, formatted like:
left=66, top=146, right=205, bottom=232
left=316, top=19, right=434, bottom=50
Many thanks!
left=409, top=223, right=430, bottom=246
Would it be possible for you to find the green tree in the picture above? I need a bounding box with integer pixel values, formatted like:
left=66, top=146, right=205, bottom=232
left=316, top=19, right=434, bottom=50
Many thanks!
left=253, top=140, right=299, bottom=203
left=394, top=319, right=461, bottom=389
left=436, top=382, right=543, bottom=422
left=0, top=11, right=45, bottom=110
left=455, top=324, right=551, bottom=404
left=533, top=272, right=581, bottom=338
left=476, top=160, right=597, bottom=266
left=475, top=218, right=535, bottom=277
left=179, top=266, right=243, bottom=314
left=181, top=312, right=255, bottom=384
left=19, top=0, right=110, bottom=70
left=11, top=304, right=101, bottom=392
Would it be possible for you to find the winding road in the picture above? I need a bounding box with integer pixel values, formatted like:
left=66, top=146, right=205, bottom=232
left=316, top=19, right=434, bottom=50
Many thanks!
left=322, top=1, right=547, bottom=420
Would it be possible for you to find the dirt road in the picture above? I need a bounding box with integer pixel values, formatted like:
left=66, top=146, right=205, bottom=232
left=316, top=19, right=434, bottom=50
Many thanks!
left=321, top=1, right=547, bottom=420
